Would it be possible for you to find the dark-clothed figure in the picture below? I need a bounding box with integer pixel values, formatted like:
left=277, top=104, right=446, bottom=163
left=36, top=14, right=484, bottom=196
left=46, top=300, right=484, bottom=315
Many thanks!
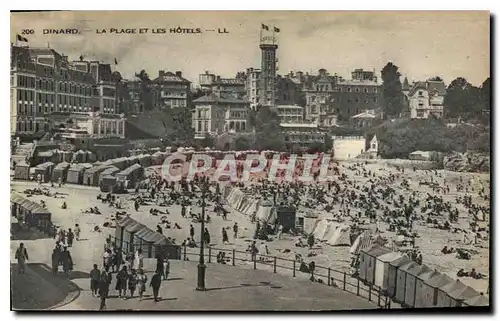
left=222, top=228, right=229, bottom=244
left=128, top=269, right=138, bottom=298
left=67, top=228, right=74, bottom=247
left=116, top=265, right=129, bottom=298
left=98, top=268, right=111, bottom=310
left=51, top=247, right=60, bottom=274
left=89, top=264, right=100, bottom=297
left=60, top=247, right=73, bottom=276
left=15, top=243, right=28, bottom=274
left=150, top=272, right=162, bottom=302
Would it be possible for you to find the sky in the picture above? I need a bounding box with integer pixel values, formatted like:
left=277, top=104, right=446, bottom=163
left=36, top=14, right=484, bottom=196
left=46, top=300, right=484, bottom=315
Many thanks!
left=10, top=11, right=490, bottom=86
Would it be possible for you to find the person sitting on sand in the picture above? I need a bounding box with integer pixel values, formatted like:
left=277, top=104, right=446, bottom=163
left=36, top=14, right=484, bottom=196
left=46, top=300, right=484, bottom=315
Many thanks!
left=61, top=201, right=67, bottom=209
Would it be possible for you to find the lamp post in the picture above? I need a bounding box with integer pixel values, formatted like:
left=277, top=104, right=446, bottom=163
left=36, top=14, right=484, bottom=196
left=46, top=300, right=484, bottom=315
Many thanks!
left=196, top=179, right=208, bottom=291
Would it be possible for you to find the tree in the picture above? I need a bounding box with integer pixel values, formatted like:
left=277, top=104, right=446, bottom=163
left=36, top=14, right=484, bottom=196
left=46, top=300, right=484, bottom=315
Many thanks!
left=324, top=134, right=333, bottom=152
left=381, top=62, right=405, bottom=118
left=234, top=136, right=252, bottom=151
left=159, top=107, right=195, bottom=145
left=444, top=77, right=482, bottom=120
left=428, top=76, right=443, bottom=81
left=135, top=69, right=154, bottom=112
left=201, top=133, right=215, bottom=149
left=254, top=105, right=285, bottom=151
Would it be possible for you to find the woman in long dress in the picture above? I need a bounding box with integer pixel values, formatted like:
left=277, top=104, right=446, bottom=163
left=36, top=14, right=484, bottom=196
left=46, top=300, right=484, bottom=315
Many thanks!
left=133, top=248, right=144, bottom=270
left=136, top=269, right=148, bottom=301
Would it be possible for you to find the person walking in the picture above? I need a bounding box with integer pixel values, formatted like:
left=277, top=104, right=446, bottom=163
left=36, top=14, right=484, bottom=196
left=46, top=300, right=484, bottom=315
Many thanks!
left=67, top=228, right=74, bottom=248
left=149, top=271, right=162, bottom=302
left=15, top=243, right=28, bottom=274
left=128, top=269, right=138, bottom=299
left=98, top=268, right=111, bottom=310
left=233, top=223, right=238, bottom=239
left=116, top=265, right=129, bottom=298
left=89, top=264, right=100, bottom=297
left=133, top=248, right=144, bottom=271
left=250, top=241, right=258, bottom=262
left=276, top=224, right=283, bottom=240
left=203, top=227, right=211, bottom=245
left=74, top=224, right=81, bottom=241
left=60, top=247, right=73, bottom=277
left=222, top=227, right=229, bottom=244
left=51, top=247, right=60, bottom=275
left=137, top=269, right=148, bottom=301
left=155, top=254, right=165, bottom=279
left=163, top=256, right=170, bottom=281
left=189, top=224, right=195, bottom=239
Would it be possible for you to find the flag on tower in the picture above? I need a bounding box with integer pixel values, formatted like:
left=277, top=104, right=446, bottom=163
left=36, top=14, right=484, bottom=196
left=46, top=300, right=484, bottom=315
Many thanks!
left=114, top=57, right=118, bottom=65
left=16, top=34, right=28, bottom=42
left=274, top=27, right=280, bottom=33
left=261, top=24, right=269, bottom=31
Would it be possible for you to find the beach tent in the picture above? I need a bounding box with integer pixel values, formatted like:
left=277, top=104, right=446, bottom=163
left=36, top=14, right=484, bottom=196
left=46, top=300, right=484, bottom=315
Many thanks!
left=109, top=157, right=129, bottom=170
left=447, top=284, right=480, bottom=307
left=303, top=215, right=320, bottom=235
left=322, top=222, right=339, bottom=242
left=83, top=164, right=113, bottom=186
left=115, top=163, right=144, bottom=189
left=66, top=163, right=92, bottom=184
left=374, top=251, right=403, bottom=291
left=327, top=224, right=351, bottom=246
left=436, top=280, right=467, bottom=307
left=115, top=216, right=146, bottom=253
left=99, top=166, right=121, bottom=185
left=313, top=219, right=329, bottom=240
left=387, top=256, right=412, bottom=298
left=394, top=261, right=418, bottom=303
left=10, top=193, right=53, bottom=236
left=256, top=199, right=276, bottom=223
left=413, top=269, right=441, bottom=308
left=14, top=162, right=30, bottom=180
left=34, top=162, right=55, bottom=182
left=51, top=162, right=70, bottom=182
left=463, top=295, right=489, bottom=307
left=404, top=264, right=432, bottom=307
left=100, top=175, right=118, bottom=193
left=359, top=244, right=392, bottom=285
left=350, top=230, right=373, bottom=255
left=417, top=273, right=454, bottom=307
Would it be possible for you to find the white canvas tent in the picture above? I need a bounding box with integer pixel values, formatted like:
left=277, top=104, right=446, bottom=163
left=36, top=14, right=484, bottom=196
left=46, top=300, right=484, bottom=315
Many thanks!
left=350, top=230, right=372, bottom=255
left=321, top=222, right=339, bottom=242
left=374, top=251, right=403, bottom=291
left=303, top=215, right=320, bottom=235
left=313, top=219, right=329, bottom=240
left=404, top=264, right=432, bottom=308
left=394, top=261, right=419, bottom=304
left=413, top=269, right=441, bottom=308
left=417, top=273, right=454, bottom=308
left=327, top=224, right=351, bottom=246
left=256, top=200, right=276, bottom=223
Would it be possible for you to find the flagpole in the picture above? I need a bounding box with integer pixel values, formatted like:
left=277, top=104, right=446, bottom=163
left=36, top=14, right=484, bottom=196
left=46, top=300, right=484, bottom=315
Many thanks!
left=259, top=24, right=262, bottom=45
left=272, top=26, right=275, bottom=45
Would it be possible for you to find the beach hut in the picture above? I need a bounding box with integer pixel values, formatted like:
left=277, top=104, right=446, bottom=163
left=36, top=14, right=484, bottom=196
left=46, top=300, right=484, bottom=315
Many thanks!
left=326, top=224, right=351, bottom=246
left=51, top=162, right=70, bottom=182
left=436, top=280, right=467, bottom=307
left=358, top=244, right=392, bottom=285
left=115, top=163, right=144, bottom=189
left=61, top=151, right=73, bottom=163
left=413, top=269, right=441, bottom=308
left=83, top=164, right=113, bottom=186
left=276, top=206, right=296, bottom=232
left=394, top=261, right=419, bottom=303
left=409, top=150, right=431, bottom=161
left=303, top=214, right=320, bottom=235
left=463, top=295, right=489, bottom=307
left=256, top=199, right=276, bottom=223
left=417, top=273, right=454, bottom=308
left=387, top=256, right=412, bottom=298
left=404, top=264, right=432, bottom=307
left=115, top=216, right=146, bottom=253
left=100, top=175, right=118, bottom=193
left=10, top=193, right=53, bottom=236
left=66, top=163, right=91, bottom=184
left=374, top=252, right=403, bottom=292
left=14, top=162, right=30, bottom=180
left=98, top=166, right=121, bottom=186
left=132, top=225, right=180, bottom=259
left=34, top=162, right=55, bottom=182
left=447, top=284, right=480, bottom=307
left=71, top=150, right=86, bottom=163
left=108, top=157, right=128, bottom=170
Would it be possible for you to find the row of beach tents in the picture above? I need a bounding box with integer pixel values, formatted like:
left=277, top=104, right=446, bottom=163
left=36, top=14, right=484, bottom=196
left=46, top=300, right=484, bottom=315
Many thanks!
left=225, top=187, right=277, bottom=223
left=358, top=244, right=488, bottom=308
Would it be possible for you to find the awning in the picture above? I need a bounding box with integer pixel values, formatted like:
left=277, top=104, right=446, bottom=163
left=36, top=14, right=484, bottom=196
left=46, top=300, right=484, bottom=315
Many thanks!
left=135, top=226, right=168, bottom=245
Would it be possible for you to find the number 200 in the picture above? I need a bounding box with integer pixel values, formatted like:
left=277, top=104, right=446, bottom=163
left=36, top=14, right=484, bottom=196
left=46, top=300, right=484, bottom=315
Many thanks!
left=21, top=29, right=34, bottom=35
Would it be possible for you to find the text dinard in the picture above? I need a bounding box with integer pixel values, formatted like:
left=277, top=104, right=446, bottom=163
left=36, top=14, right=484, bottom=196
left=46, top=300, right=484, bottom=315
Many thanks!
left=96, top=28, right=204, bottom=34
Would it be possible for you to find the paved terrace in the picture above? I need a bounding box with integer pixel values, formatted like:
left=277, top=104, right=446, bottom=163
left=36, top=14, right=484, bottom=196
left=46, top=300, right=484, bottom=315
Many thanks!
left=12, top=260, right=377, bottom=311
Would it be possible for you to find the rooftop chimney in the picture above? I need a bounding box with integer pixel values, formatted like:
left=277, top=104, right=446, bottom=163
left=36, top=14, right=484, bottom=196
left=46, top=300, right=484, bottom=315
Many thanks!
left=175, top=71, right=182, bottom=77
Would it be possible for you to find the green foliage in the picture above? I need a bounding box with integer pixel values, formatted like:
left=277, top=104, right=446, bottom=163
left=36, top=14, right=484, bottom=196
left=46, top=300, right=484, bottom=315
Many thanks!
left=366, top=118, right=490, bottom=159
left=381, top=62, right=405, bottom=118
left=201, top=133, right=215, bottom=149
left=134, top=70, right=154, bottom=112
left=254, top=106, right=285, bottom=150
left=234, top=136, right=252, bottom=151
left=443, top=77, right=490, bottom=121
left=324, top=134, right=333, bottom=151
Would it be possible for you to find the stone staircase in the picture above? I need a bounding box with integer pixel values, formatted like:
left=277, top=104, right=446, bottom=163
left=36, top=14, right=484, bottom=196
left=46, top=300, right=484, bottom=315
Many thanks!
left=11, top=142, right=34, bottom=165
